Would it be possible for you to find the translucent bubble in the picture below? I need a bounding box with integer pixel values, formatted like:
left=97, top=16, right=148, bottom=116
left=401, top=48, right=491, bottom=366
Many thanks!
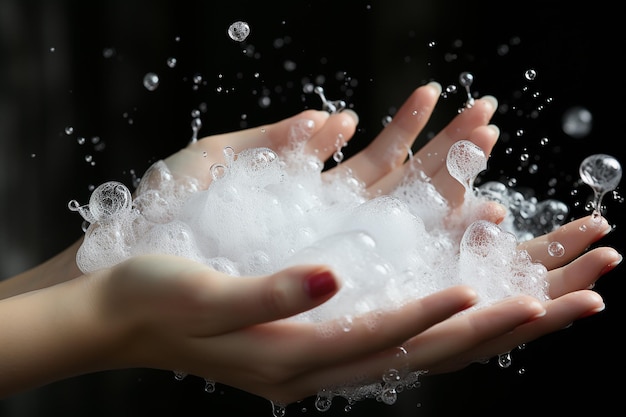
left=524, top=69, right=537, bottom=80
left=379, top=387, right=398, bottom=405
left=203, top=379, right=216, bottom=393
left=446, top=140, right=487, bottom=196
left=562, top=106, right=592, bottom=138
left=314, top=391, right=333, bottom=412
left=579, top=154, right=622, bottom=216
left=227, top=21, right=250, bottom=42
left=143, top=72, right=160, bottom=91
left=88, top=181, right=133, bottom=221
left=166, top=57, right=177, bottom=68
left=547, top=241, right=565, bottom=257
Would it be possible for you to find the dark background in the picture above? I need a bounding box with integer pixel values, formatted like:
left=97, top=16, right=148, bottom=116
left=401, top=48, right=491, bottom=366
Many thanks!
left=1, top=1, right=624, bottom=416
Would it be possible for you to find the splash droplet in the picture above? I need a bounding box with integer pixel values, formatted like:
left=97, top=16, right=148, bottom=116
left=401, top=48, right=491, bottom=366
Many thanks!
left=579, top=154, right=622, bottom=217
left=143, top=72, right=160, bottom=91
left=446, top=140, right=487, bottom=198
left=562, top=106, right=592, bottom=138
left=228, top=21, right=250, bottom=42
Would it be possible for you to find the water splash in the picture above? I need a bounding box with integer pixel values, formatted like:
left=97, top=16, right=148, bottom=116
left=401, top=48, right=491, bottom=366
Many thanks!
left=459, top=71, right=475, bottom=109
left=579, top=154, right=622, bottom=217
left=313, top=86, right=346, bottom=114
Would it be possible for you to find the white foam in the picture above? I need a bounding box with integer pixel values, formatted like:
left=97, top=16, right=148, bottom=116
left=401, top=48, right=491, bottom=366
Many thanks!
left=73, top=135, right=552, bottom=318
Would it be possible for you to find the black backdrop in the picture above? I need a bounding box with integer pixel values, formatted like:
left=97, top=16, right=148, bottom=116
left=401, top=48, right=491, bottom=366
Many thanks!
left=1, top=1, right=624, bottom=416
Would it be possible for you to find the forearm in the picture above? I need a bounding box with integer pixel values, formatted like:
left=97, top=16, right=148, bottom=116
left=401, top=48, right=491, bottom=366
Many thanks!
left=0, top=238, right=83, bottom=300
left=0, top=272, right=123, bottom=398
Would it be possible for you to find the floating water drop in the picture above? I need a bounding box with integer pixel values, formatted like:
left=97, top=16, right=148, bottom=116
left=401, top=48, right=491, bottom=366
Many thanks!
left=579, top=154, right=622, bottom=217
left=524, top=69, right=537, bottom=81
left=190, top=117, right=202, bottom=143
left=459, top=71, right=475, bottom=109
left=143, top=72, right=160, bottom=91
left=446, top=140, right=487, bottom=198
left=228, top=21, right=250, bottom=42
left=562, top=106, right=592, bottom=138
left=313, top=86, right=346, bottom=113
left=203, top=379, right=216, bottom=393
left=497, top=352, right=512, bottom=368
left=173, top=370, right=187, bottom=381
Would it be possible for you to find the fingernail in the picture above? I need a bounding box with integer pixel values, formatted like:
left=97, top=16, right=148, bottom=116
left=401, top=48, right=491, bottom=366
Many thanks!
left=342, top=109, right=359, bottom=125
left=426, top=81, right=442, bottom=96
left=305, top=270, right=338, bottom=299
left=600, top=252, right=622, bottom=276
left=487, top=124, right=500, bottom=137
left=481, top=95, right=498, bottom=111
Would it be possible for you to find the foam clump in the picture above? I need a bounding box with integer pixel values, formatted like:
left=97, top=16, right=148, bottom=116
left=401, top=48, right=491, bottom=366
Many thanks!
left=72, top=136, right=553, bottom=317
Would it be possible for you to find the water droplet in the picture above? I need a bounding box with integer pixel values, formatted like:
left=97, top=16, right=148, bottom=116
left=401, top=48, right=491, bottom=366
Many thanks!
left=314, top=391, right=333, bottom=412
left=579, top=154, right=622, bottom=217
left=210, top=163, right=226, bottom=181
left=166, top=57, right=177, bottom=68
left=102, top=47, right=116, bottom=59
left=459, top=71, right=475, bottom=109
left=190, top=118, right=202, bottom=143
left=203, top=379, right=216, bottom=393
left=524, top=69, right=537, bottom=80
left=173, top=370, right=187, bottom=380
left=65, top=126, right=74, bottom=135
left=228, top=21, right=250, bottom=42
left=547, top=241, right=565, bottom=257
left=313, top=86, right=346, bottom=113
left=143, top=72, right=160, bottom=91
left=562, top=106, right=592, bottom=138
left=497, top=352, right=512, bottom=368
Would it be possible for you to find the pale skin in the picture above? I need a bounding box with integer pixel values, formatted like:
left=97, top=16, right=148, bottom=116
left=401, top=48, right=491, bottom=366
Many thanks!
left=0, top=82, right=620, bottom=405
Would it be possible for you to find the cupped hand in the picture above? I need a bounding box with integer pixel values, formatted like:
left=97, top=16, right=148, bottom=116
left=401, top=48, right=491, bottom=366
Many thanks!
left=115, top=82, right=619, bottom=403
left=95, top=254, right=481, bottom=404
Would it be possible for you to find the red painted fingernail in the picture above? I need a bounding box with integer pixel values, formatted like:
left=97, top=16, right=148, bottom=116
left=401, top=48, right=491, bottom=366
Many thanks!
left=305, top=270, right=337, bottom=299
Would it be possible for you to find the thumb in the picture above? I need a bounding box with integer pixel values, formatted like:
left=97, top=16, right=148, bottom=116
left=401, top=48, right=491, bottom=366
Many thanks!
left=214, top=265, right=340, bottom=329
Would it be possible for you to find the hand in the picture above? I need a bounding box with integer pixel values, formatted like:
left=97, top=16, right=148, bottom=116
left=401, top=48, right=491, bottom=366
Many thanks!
left=127, top=82, right=620, bottom=400
left=285, top=83, right=621, bottom=382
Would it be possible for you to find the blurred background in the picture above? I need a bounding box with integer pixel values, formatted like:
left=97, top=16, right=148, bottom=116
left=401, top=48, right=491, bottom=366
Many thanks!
left=1, top=0, right=624, bottom=416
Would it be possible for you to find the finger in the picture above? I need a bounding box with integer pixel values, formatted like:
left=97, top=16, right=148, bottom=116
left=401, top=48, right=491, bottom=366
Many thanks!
left=202, top=109, right=331, bottom=154
left=304, top=110, right=359, bottom=162
left=334, top=82, right=441, bottom=186
left=414, top=96, right=498, bottom=178
left=295, top=295, right=546, bottom=390
left=200, top=265, right=341, bottom=333
left=366, top=99, right=498, bottom=197
left=203, top=286, right=478, bottom=377
left=546, top=247, right=622, bottom=298
left=517, top=215, right=612, bottom=269
left=164, top=110, right=332, bottom=185
left=427, top=290, right=605, bottom=373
